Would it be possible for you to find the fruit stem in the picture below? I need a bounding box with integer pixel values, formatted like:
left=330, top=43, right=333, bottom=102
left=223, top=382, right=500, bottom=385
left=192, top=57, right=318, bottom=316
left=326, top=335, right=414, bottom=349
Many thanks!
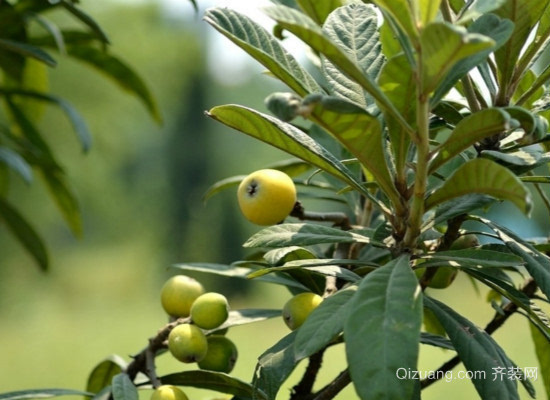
left=290, top=202, right=352, bottom=230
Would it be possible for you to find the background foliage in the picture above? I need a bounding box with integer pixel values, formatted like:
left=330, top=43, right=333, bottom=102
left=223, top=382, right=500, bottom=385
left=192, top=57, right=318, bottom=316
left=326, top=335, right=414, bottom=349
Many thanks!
left=1, top=0, right=550, bottom=399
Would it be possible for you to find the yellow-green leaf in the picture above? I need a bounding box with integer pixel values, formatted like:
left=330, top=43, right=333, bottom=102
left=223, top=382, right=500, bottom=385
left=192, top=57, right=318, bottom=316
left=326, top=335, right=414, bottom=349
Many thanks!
left=425, top=158, right=532, bottom=215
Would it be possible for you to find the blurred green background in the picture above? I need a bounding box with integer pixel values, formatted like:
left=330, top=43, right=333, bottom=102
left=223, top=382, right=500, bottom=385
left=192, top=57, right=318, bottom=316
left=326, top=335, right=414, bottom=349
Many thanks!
left=0, top=1, right=548, bottom=399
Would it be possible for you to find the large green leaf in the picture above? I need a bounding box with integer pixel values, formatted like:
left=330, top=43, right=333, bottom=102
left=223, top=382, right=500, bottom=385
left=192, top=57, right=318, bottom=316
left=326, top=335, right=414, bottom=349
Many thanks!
left=243, top=223, right=373, bottom=248
left=294, top=286, right=356, bottom=361
left=296, top=0, right=343, bottom=25
left=516, top=1, right=550, bottom=75
left=171, top=263, right=309, bottom=291
left=86, top=356, right=127, bottom=394
left=371, top=0, right=417, bottom=41
left=425, top=158, right=532, bottom=215
left=111, top=374, right=137, bottom=400
left=420, top=22, right=495, bottom=95
left=263, top=4, right=414, bottom=137
left=424, top=194, right=496, bottom=230
left=494, top=0, right=550, bottom=96
left=66, top=46, right=161, bottom=123
left=253, top=331, right=299, bottom=400
left=0, top=390, right=93, bottom=400
left=203, top=8, right=323, bottom=97
left=473, top=217, right=550, bottom=301
left=481, top=148, right=550, bottom=175
left=206, top=104, right=375, bottom=201
left=379, top=54, right=415, bottom=177
left=304, top=96, right=400, bottom=206
left=344, top=255, right=422, bottom=400
left=431, top=14, right=514, bottom=106
left=424, top=296, right=520, bottom=399
left=322, top=4, right=384, bottom=109
left=160, top=370, right=267, bottom=400
left=0, top=197, right=48, bottom=271
left=429, top=108, right=513, bottom=173
left=530, top=322, right=550, bottom=399
left=59, top=0, right=110, bottom=44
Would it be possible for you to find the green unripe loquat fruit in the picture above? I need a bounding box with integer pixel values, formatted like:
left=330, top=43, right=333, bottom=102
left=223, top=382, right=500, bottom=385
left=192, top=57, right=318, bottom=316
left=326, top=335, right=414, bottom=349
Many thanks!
left=450, top=233, right=480, bottom=250
left=168, top=323, right=208, bottom=363
left=150, top=386, right=189, bottom=400
left=190, top=292, right=230, bottom=330
left=282, top=292, right=323, bottom=330
left=237, top=169, right=297, bottom=226
left=160, top=275, right=204, bottom=318
left=198, top=335, right=238, bottom=373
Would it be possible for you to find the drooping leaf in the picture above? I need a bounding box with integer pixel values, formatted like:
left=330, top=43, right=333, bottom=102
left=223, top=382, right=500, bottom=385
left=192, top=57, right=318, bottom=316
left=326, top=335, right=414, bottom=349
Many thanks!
left=429, top=108, right=513, bottom=173
left=3, top=89, right=92, bottom=152
left=66, top=46, right=161, bottom=123
left=263, top=4, right=414, bottom=137
left=59, top=0, right=110, bottom=44
left=110, top=374, right=137, bottom=400
left=344, top=255, right=422, bottom=400
left=160, top=370, right=267, bottom=399
left=253, top=331, right=299, bottom=400
left=86, top=355, right=127, bottom=394
left=322, top=4, right=384, bottom=109
left=0, top=197, right=48, bottom=271
left=420, top=248, right=524, bottom=268
left=431, top=14, right=514, bottom=106
left=530, top=322, right=550, bottom=398
left=296, top=0, right=343, bottom=25
left=203, top=7, right=323, bottom=97
left=0, top=146, right=32, bottom=183
left=247, top=259, right=363, bottom=282
left=263, top=246, right=317, bottom=265
left=379, top=54, right=415, bottom=178
left=473, top=217, right=550, bottom=301
left=0, top=389, right=94, bottom=400
left=494, top=0, right=550, bottom=95
left=424, top=296, right=520, bottom=399
left=243, top=223, right=373, bottom=248
left=425, top=158, right=532, bottom=215
left=203, top=309, right=284, bottom=336
left=294, top=286, right=356, bottom=361
left=464, top=268, right=550, bottom=341
left=206, top=105, right=375, bottom=201
left=171, top=263, right=308, bottom=291
left=0, top=38, right=56, bottom=67
left=41, top=170, right=82, bottom=237
left=420, top=21, right=495, bottom=95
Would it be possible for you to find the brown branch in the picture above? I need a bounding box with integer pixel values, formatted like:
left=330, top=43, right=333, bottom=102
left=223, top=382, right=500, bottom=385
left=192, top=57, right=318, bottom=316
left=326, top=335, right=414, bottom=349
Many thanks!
left=126, top=317, right=190, bottom=385
left=290, top=202, right=352, bottom=230
left=312, top=369, right=351, bottom=400
left=421, top=278, right=538, bottom=389
left=290, top=350, right=325, bottom=400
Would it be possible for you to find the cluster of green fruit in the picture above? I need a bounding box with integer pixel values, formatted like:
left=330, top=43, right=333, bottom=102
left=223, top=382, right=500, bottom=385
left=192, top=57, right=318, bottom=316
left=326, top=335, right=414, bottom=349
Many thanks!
left=160, top=275, right=238, bottom=373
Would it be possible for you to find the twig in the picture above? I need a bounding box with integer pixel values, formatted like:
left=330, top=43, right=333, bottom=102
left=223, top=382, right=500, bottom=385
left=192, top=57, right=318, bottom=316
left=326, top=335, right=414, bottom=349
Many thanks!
left=126, top=317, right=190, bottom=384
left=290, top=350, right=325, bottom=400
left=312, top=369, right=351, bottom=400
left=291, top=202, right=352, bottom=230
left=421, top=278, right=538, bottom=389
